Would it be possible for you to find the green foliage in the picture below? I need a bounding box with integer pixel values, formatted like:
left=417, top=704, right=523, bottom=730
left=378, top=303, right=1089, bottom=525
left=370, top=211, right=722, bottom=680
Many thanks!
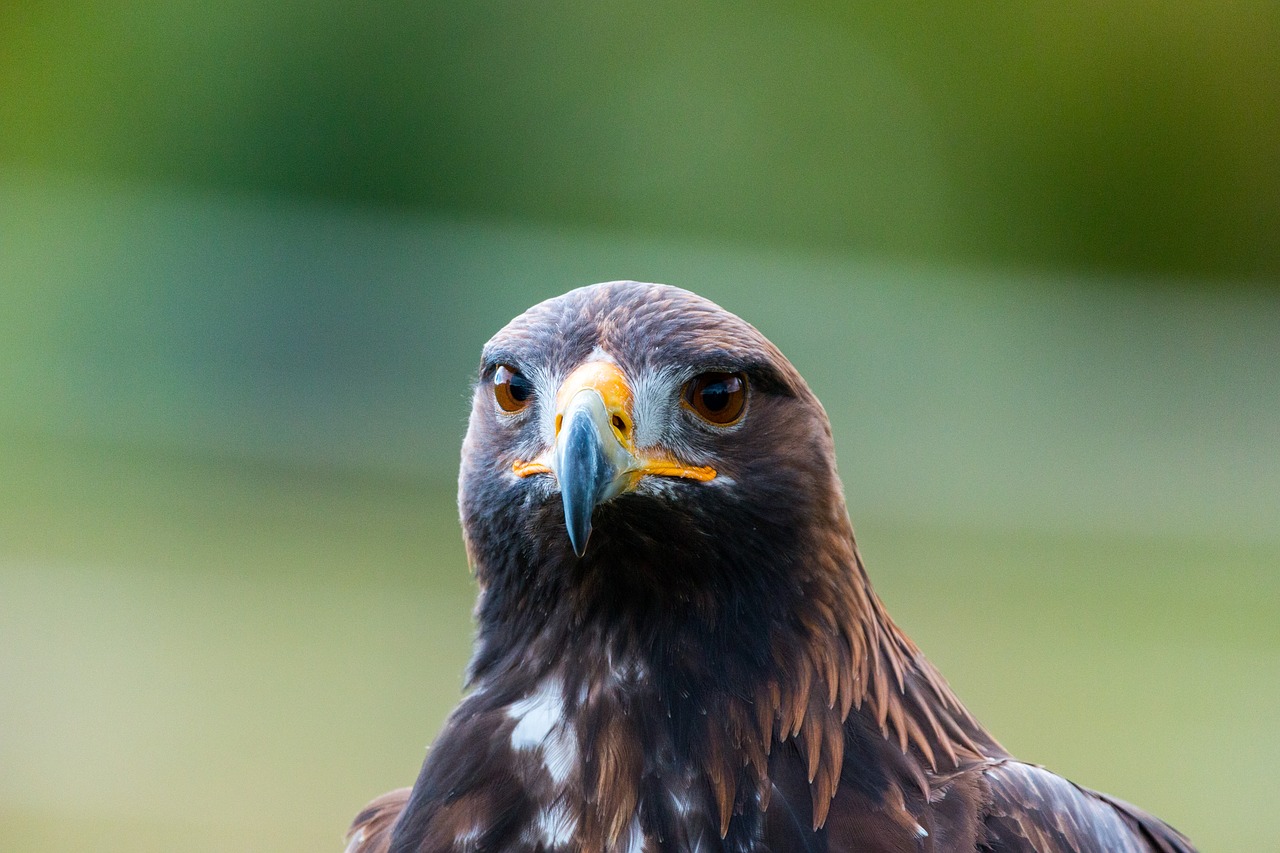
left=2, top=2, right=1278, bottom=278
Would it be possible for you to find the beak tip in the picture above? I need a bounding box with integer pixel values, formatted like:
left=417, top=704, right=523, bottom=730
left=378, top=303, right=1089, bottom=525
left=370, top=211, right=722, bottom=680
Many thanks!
left=557, top=396, right=617, bottom=559
left=566, top=520, right=589, bottom=557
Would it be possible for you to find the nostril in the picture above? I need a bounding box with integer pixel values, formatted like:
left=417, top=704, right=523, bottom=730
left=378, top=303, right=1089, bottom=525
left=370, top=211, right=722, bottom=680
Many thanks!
left=612, top=415, right=627, bottom=435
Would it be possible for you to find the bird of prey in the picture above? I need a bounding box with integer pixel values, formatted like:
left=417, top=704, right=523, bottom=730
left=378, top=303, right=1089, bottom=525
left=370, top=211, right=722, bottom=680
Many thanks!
left=347, top=281, right=1195, bottom=853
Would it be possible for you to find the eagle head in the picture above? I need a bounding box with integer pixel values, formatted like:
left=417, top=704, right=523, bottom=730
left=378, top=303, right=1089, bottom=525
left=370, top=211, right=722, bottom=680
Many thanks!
left=459, top=281, right=849, bottom=620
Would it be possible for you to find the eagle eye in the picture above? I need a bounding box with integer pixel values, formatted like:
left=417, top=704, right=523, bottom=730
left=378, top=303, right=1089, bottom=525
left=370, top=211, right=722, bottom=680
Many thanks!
left=683, top=371, right=747, bottom=425
left=493, top=365, right=534, bottom=413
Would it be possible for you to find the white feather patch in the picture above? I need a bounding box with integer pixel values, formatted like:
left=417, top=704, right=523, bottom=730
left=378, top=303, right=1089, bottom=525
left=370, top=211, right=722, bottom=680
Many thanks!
left=535, top=801, right=577, bottom=847
left=507, top=679, right=577, bottom=786
left=508, top=680, right=564, bottom=750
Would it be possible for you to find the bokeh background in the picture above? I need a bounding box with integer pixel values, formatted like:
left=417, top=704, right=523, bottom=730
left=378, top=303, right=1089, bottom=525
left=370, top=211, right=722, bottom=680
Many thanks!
left=2, top=3, right=1278, bottom=850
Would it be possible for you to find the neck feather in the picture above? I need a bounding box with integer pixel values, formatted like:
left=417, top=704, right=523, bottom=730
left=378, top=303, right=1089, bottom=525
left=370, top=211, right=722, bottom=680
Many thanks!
left=466, top=516, right=1002, bottom=842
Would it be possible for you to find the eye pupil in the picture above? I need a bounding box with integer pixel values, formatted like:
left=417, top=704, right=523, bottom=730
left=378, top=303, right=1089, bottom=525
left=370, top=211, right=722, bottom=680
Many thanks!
left=493, top=365, right=534, bottom=412
left=700, top=382, right=730, bottom=411
left=509, top=374, right=532, bottom=401
left=683, top=371, right=747, bottom=425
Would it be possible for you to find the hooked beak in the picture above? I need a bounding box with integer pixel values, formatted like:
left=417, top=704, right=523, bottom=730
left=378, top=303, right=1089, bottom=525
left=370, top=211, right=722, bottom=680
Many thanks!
left=554, top=387, right=638, bottom=556
left=512, top=361, right=715, bottom=556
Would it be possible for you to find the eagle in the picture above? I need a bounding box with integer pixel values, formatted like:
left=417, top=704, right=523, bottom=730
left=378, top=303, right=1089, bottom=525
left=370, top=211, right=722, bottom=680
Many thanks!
left=347, top=281, right=1196, bottom=853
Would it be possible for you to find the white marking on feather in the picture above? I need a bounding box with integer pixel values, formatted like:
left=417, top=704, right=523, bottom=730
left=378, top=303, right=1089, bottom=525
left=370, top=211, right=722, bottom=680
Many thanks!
left=669, top=786, right=694, bottom=817
left=507, top=679, right=577, bottom=786
left=629, top=364, right=682, bottom=449
left=542, top=724, right=577, bottom=786
left=586, top=345, right=615, bottom=364
left=915, top=823, right=929, bottom=838
left=454, top=823, right=482, bottom=851
left=508, top=680, right=564, bottom=750
left=608, top=651, right=647, bottom=687
left=622, top=815, right=647, bottom=853
left=525, top=362, right=563, bottom=447
left=535, top=801, right=577, bottom=847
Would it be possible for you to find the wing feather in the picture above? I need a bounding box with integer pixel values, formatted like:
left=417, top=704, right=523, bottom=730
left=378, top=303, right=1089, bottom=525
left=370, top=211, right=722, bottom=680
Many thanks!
left=980, top=761, right=1196, bottom=853
left=345, top=788, right=410, bottom=853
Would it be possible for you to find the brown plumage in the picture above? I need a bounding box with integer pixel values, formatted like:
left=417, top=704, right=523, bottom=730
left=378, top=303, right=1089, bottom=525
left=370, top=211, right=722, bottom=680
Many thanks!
left=347, top=282, right=1196, bottom=853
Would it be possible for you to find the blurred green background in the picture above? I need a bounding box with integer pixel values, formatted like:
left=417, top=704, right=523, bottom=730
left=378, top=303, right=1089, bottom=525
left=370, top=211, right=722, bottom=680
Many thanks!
left=1, top=3, right=1277, bottom=851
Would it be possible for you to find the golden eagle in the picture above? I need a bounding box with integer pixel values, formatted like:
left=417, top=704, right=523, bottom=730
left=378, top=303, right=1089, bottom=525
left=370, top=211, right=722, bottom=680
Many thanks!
left=347, top=282, right=1195, bottom=853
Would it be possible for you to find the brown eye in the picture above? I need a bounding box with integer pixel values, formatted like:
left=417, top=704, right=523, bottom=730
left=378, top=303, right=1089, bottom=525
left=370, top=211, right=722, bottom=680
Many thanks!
left=493, top=365, right=534, bottom=412
left=683, top=371, right=747, bottom=425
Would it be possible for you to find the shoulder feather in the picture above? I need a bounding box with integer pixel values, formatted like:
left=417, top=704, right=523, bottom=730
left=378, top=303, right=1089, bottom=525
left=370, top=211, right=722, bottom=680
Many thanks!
left=979, top=760, right=1196, bottom=853
left=345, top=788, right=410, bottom=853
